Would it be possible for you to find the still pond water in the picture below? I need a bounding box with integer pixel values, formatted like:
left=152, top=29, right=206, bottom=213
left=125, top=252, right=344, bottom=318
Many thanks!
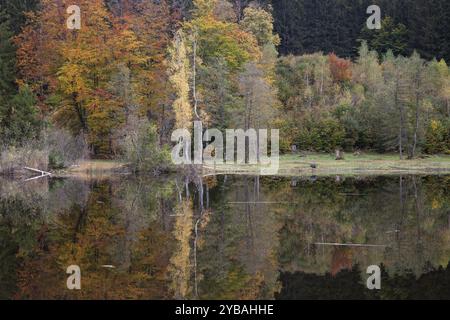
left=1, top=174, right=450, bottom=299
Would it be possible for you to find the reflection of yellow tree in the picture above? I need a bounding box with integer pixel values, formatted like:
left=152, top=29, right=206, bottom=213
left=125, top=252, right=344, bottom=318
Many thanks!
left=168, top=200, right=194, bottom=299
left=14, top=181, right=176, bottom=299
left=129, top=226, right=174, bottom=299
left=195, top=176, right=282, bottom=299
left=15, top=186, right=126, bottom=299
left=14, top=229, right=65, bottom=299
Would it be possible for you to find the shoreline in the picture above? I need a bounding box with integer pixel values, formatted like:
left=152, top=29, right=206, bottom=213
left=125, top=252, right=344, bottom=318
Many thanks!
left=203, top=154, right=450, bottom=177
left=3, top=154, right=448, bottom=180
left=202, top=166, right=450, bottom=177
left=56, top=154, right=450, bottom=178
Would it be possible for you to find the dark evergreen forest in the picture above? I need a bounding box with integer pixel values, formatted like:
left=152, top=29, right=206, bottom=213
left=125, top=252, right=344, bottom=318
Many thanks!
left=269, top=0, right=450, bottom=61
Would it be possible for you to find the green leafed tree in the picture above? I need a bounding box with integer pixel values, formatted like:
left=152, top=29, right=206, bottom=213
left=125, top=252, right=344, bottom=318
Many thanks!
left=0, top=9, right=15, bottom=104
left=0, top=85, right=41, bottom=146
left=359, top=16, right=409, bottom=57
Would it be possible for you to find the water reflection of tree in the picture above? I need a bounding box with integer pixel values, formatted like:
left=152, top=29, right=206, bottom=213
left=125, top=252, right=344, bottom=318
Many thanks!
left=1, top=174, right=449, bottom=300
left=271, top=176, right=450, bottom=278
left=195, top=175, right=282, bottom=300
left=168, top=200, right=194, bottom=299
left=0, top=177, right=179, bottom=299
left=190, top=174, right=450, bottom=299
left=276, top=262, right=450, bottom=300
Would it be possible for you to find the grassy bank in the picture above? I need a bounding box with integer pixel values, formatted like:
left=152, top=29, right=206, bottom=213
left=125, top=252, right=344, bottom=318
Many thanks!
left=203, top=153, right=450, bottom=177
left=55, top=160, right=130, bottom=179
left=50, top=153, right=450, bottom=179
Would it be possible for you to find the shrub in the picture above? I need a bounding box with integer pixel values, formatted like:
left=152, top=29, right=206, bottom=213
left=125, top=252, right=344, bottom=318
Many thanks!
left=424, top=119, right=450, bottom=154
left=0, top=128, right=88, bottom=174
left=45, top=128, right=88, bottom=169
left=296, top=117, right=345, bottom=152
left=0, top=85, right=42, bottom=147
left=0, top=142, right=48, bottom=175
left=118, top=116, right=171, bottom=174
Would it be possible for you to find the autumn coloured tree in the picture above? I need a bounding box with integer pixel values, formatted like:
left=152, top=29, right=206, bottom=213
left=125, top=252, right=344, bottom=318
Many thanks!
left=112, top=0, right=175, bottom=144
left=2, top=0, right=449, bottom=161
left=328, top=53, right=352, bottom=83
left=168, top=30, right=192, bottom=131
left=15, top=0, right=152, bottom=156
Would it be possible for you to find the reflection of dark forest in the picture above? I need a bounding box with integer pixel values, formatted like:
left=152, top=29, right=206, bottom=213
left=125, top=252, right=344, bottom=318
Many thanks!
left=0, top=174, right=449, bottom=299
left=277, top=263, right=450, bottom=300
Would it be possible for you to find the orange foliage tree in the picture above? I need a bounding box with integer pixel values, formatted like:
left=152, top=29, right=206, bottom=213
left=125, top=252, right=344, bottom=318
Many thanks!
left=15, top=0, right=174, bottom=156
left=328, top=53, right=352, bottom=83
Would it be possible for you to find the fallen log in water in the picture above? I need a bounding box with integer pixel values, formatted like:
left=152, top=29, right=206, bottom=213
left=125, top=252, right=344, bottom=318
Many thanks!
left=314, top=242, right=388, bottom=248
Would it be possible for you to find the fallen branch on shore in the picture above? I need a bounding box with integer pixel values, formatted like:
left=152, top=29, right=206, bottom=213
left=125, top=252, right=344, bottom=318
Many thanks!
left=23, top=167, right=52, bottom=181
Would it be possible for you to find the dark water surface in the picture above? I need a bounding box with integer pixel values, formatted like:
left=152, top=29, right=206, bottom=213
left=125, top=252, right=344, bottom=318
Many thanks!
left=1, top=174, right=450, bottom=300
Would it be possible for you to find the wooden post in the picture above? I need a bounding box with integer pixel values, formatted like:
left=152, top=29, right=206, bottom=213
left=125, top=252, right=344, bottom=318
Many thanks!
left=335, top=149, right=344, bottom=160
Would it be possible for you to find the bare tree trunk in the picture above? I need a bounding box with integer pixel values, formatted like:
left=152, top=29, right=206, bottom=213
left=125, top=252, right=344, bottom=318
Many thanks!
left=244, top=89, right=251, bottom=163
left=192, top=34, right=200, bottom=120
left=73, top=93, right=88, bottom=134
left=244, top=176, right=254, bottom=250
left=446, top=99, right=449, bottom=118
left=185, top=177, right=190, bottom=198
left=448, top=213, right=450, bottom=230
left=412, top=177, right=424, bottom=263
left=411, top=100, right=420, bottom=159
left=398, top=175, right=405, bottom=242
left=306, top=72, right=312, bottom=108
left=235, top=0, right=243, bottom=22
left=320, top=62, right=324, bottom=98
left=410, top=74, right=422, bottom=159
left=159, top=103, right=166, bottom=147
left=206, top=184, right=209, bottom=209
left=396, top=82, right=406, bottom=160
left=197, top=178, right=204, bottom=213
